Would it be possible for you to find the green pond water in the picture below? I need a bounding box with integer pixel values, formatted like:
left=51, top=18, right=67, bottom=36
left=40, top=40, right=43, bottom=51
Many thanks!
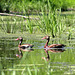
left=0, top=36, right=75, bottom=75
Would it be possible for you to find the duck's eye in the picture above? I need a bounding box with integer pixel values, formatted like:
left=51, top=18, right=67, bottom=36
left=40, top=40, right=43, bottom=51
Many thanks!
left=46, top=36, right=48, bottom=39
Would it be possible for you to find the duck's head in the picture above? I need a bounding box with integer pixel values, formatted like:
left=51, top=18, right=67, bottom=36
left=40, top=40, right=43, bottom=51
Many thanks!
left=16, top=37, right=23, bottom=41
left=42, top=36, right=50, bottom=40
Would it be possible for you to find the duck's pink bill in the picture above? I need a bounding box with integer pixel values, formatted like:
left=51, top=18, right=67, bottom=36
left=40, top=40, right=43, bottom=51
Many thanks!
left=42, top=37, right=45, bottom=39
left=15, top=38, right=19, bottom=40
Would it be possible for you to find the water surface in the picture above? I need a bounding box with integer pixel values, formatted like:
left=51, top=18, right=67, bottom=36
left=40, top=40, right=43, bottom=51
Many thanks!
left=0, top=37, right=75, bottom=75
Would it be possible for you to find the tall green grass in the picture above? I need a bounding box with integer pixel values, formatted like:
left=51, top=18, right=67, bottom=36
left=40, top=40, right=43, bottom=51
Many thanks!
left=38, top=1, right=66, bottom=37
left=0, top=0, right=75, bottom=13
left=0, top=12, right=74, bottom=37
left=27, top=19, right=33, bottom=34
left=0, top=0, right=75, bottom=37
left=0, top=16, right=17, bottom=33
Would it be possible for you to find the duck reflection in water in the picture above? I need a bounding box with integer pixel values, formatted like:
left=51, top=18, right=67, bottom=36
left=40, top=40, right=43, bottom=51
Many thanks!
left=18, top=47, right=34, bottom=52
left=42, top=48, right=66, bottom=61
left=16, top=48, right=34, bottom=58
left=16, top=50, right=23, bottom=58
left=42, top=50, right=50, bottom=61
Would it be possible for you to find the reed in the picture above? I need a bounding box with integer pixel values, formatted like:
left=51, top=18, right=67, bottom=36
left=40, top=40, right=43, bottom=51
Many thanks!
left=0, top=16, right=17, bottom=33
left=38, top=1, right=65, bottom=37
left=33, top=65, right=38, bottom=75
left=27, top=67, right=32, bottom=75
left=1, top=71, right=5, bottom=75
left=0, top=0, right=74, bottom=37
left=11, top=18, right=17, bottom=33
left=20, top=18, right=24, bottom=33
left=27, top=19, right=33, bottom=34
left=12, top=70, right=16, bottom=75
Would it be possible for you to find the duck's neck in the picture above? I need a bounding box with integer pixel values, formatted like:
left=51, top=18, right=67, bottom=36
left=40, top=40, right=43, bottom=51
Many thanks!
left=18, top=41, right=22, bottom=47
left=44, top=38, right=49, bottom=48
left=19, top=40, right=22, bottom=46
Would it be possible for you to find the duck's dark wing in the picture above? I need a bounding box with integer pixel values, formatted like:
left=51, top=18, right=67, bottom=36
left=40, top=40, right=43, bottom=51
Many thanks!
left=20, top=44, right=34, bottom=49
left=48, top=44, right=66, bottom=48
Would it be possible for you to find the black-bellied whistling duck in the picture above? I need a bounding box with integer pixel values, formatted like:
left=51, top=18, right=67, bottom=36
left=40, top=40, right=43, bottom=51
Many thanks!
left=42, top=36, right=66, bottom=48
left=16, top=37, right=34, bottom=50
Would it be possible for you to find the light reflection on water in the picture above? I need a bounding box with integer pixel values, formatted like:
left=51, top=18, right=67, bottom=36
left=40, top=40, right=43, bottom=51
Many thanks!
left=0, top=37, right=75, bottom=74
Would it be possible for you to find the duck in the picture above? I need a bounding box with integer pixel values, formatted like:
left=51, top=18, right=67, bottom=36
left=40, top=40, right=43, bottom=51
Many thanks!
left=42, top=36, right=66, bottom=48
left=16, top=37, right=34, bottom=50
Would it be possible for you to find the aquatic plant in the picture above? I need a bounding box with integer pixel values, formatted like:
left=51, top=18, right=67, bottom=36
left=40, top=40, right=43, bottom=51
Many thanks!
left=38, top=1, right=66, bottom=37
left=0, top=0, right=75, bottom=13
left=27, top=19, right=33, bottom=34
left=0, top=16, right=17, bottom=33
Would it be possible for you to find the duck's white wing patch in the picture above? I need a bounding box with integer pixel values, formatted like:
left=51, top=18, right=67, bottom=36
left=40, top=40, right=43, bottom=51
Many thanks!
left=21, top=44, right=29, bottom=47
